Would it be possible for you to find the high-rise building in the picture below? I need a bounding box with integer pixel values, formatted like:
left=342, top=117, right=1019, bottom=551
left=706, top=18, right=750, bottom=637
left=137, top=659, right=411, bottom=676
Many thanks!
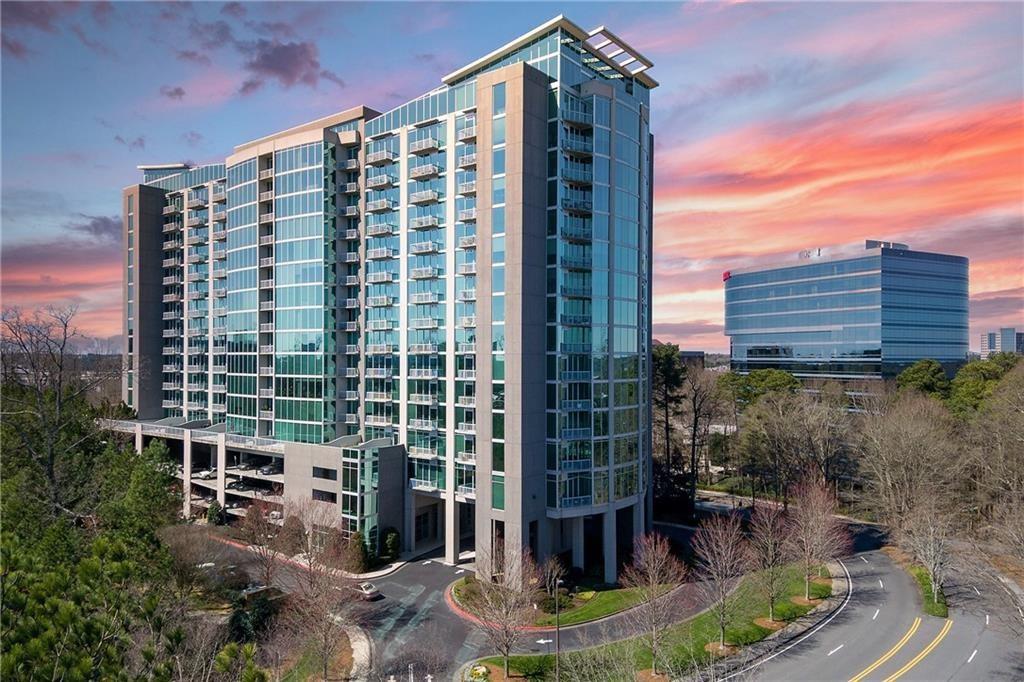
left=980, top=327, right=1024, bottom=359
left=112, top=16, right=656, bottom=580
left=723, top=240, right=969, bottom=381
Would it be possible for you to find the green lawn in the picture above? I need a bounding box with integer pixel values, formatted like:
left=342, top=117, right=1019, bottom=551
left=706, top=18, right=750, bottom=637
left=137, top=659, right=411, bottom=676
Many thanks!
left=534, top=585, right=651, bottom=627
left=908, top=565, right=948, bottom=618
left=481, top=564, right=832, bottom=679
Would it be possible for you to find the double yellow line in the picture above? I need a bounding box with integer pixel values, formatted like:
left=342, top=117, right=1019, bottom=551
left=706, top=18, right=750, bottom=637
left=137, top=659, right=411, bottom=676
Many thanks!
left=882, top=619, right=954, bottom=682
left=849, top=617, right=921, bottom=682
left=848, top=617, right=954, bottom=682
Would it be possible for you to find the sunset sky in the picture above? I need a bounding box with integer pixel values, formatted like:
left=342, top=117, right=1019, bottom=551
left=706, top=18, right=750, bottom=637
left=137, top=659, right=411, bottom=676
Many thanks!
left=2, top=1, right=1021, bottom=352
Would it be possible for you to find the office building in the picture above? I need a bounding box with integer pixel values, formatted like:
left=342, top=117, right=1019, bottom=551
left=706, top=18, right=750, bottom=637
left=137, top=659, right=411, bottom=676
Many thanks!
left=724, top=240, right=969, bottom=381
left=112, top=16, right=656, bottom=580
left=980, top=327, right=1024, bottom=359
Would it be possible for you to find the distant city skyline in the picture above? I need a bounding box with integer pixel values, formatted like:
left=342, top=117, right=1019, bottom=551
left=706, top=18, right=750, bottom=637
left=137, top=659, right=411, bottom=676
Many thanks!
left=2, top=1, right=1022, bottom=352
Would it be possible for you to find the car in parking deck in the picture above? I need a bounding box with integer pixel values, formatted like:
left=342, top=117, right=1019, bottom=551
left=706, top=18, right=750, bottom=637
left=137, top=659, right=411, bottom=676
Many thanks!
left=258, top=463, right=282, bottom=476
left=197, top=468, right=217, bottom=480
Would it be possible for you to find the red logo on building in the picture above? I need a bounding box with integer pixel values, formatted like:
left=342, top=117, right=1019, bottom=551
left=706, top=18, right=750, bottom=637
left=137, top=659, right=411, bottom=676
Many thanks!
left=722, top=270, right=731, bottom=281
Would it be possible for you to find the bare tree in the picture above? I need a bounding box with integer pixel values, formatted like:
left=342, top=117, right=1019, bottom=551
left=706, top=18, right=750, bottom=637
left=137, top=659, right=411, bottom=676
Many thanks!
left=540, top=554, right=566, bottom=598
left=739, top=391, right=807, bottom=508
left=787, top=476, right=850, bottom=600
left=560, top=627, right=640, bottom=682
left=692, top=513, right=748, bottom=650
left=468, top=545, right=539, bottom=679
left=0, top=306, right=123, bottom=522
left=801, top=382, right=851, bottom=485
left=857, top=390, right=959, bottom=531
left=901, top=501, right=955, bottom=605
left=241, top=499, right=280, bottom=588
left=747, top=504, right=791, bottom=623
left=619, top=532, right=687, bottom=675
left=159, top=525, right=229, bottom=601
left=681, top=367, right=722, bottom=515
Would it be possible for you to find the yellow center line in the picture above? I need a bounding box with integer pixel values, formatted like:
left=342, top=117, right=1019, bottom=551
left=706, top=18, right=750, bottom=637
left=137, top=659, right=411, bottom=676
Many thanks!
left=882, top=619, right=954, bottom=682
left=848, top=617, right=921, bottom=682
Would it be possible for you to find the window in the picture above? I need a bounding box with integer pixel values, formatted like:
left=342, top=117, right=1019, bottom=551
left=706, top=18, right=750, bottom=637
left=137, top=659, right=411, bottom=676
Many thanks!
left=312, top=489, right=337, bottom=503
left=313, top=466, right=337, bottom=481
left=492, top=83, right=506, bottom=115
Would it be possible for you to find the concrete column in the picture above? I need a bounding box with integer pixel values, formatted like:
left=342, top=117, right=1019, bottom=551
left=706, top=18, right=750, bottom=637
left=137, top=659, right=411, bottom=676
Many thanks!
left=602, top=510, right=617, bottom=584
left=571, top=516, right=584, bottom=570
left=404, top=489, right=416, bottom=553
left=215, top=433, right=227, bottom=506
left=444, top=498, right=460, bottom=565
left=134, top=424, right=143, bottom=454
left=182, top=430, right=193, bottom=518
left=633, top=501, right=643, bottom=539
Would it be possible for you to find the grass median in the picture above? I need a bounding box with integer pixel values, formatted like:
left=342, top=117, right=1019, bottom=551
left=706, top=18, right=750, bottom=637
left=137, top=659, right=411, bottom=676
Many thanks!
left=479, top=564, right=832, bottom=679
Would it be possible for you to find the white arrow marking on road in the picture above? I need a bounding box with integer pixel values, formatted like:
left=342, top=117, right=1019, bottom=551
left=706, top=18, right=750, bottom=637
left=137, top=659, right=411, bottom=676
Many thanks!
left=879, top=580, right=884, bottom=589
left=861, top=556, right=869, bottom=564
left=828, top=645, right=844, bottom=656
left=972, top=585, right=981, bottom=596
left=873, top=609, right=880, bottom=620
left=536, top=639, right=553, bottom=645
left=455, top=569, right=465, bottom=574
left=967, top=649, right=978, bottom=663
left=422, top=560, right=432, bottom=565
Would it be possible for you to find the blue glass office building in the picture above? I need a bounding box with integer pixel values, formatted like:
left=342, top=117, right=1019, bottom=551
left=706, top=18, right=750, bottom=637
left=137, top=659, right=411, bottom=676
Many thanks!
left=724, top=241, right=969, bottom=380
left=119, top=16, right=655, bottom=580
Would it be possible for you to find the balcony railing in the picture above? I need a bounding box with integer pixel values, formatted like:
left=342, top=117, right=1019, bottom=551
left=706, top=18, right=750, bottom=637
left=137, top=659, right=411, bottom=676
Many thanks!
left=457, top=125, right=477, bottom=142
left=366, top=150, right=396, bottom=166
left=366, top=174, right=396, bottom=189
left=409, top=343, right=438, bottom=354
left=409, top=215, right=440, bottom=230
left=457, top=181, right=477, bottom=195
left=409, top=164, right=439, bottom=179
left=409, top=189, right=439, bottom=205
left=457, top=153, right=476, bottom=168
left=409, top=368, right=439, bottom=380
left=366, top=199, right=396, bottom=213
left=456, top=369, right=476, bottom=380
left=458, top=262, right=476, bottom=275
left=458, top=208, right=477, bottom=222
left=410, top=318, right=438, bottom=329
left=338, top=205, right=360, bottom=218
left=410, top=241, right=440, bottom=254
left=410, top=266, right=439, bottom=279
left=340, top=182, right=360, bottom=194
left=366, top=247, right=397, bottom=260
left=457, top=485, right=476, bottom=497
left=409, top=137, right=440, bottom=154
left=456, top=451, right=476, bottom=464
left=408, top=447, right=438, bottom=460
left=458, top=235, right=476, bottom=249
left=411, top=292, right=439, bottom=305
left=409, top=393, right=438, bottom=406
left=460, top=316, right=476, bottom=328
left=409, top=419, right=438, bottom=432
left=259, top=212, right=275, bottom=223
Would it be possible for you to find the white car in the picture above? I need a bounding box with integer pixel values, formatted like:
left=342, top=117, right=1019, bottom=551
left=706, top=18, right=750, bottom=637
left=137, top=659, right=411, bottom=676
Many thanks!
left=198, top=469, right=217, bottom=480
left=353, top=582, right=380, bottom=601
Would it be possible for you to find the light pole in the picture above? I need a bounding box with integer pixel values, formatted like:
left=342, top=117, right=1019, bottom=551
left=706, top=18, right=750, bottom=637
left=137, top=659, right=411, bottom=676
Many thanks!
left=554, top=578, right=564, bottom=682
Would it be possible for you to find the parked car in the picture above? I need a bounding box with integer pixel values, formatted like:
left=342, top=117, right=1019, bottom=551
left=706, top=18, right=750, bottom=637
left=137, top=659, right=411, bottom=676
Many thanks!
left=258, top=463, right=282, bottom=476
left=238, top=461, right=259, bottom=471
left=226, top=480, right=245, bottom=490
left=196, top=469, right=217, bottom=480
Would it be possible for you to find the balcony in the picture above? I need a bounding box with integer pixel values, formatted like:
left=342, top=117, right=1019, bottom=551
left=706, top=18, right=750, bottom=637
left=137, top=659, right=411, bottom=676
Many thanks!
left=259, top=300, right=274, bottom=311
left=560, top=284, right=590, bottom=298
left=345, top=344, right=360, bottom=354
left=259, top=344, right=274, bottom=354
left=366, top=343, right=394, bottom=355
left=337, top=158, right=360, bottom=171
left=162, top=328, right=180, bottom=338
left=366, top=199, right=396, bottom=213
left=162, top=222, right=180, bottom=234
left=410, top=240, right=440, bottom=254
left=258, top=367, right=273, bottom=377
left=212, top=228, right=227, bottom=240
left=411, top=479, right=440, bottom=492
left=340, top=182, right=360, bottom=194
left=338, top=205, right=360, bottom=218
left=456, top=422, right=476, bottom=433
left=366, top=247, right=397, bottom=260
left=563, top=107, right=594, bottom=127
left=162, top=382, right=181, bottom=391
left=212, top=326, right=227, bottom=336
left=345, top=298, right=360, bottom=309
left=366, top=174, right=396, bottom=189
left=366, top=392, right=390, bottom=402
left=409, top=419, right=438, bottom=432
left=411, top=292, right=439, bottom=305
left=457, top=181, right=477, bottom=196
left=562, top=217, right=592, bottom=242
left=458, top=262, right=476, bottom=275
left=561, top=370, right=591, bottom=382
left=410, top=266, right=439, bottom=280
left=458, top=208, right=477, bottom=222
left=409, top=189, right=440, bottom=205
left=259, top=212, right=275, bottom=224
left=259, top=323, right=275, bottom=332
left=409, top=137, right=440, bottom=155
left=409, top=368, right=439, bottom=381
left=409, top=343, right=438, bottom=354
left=457, top=485, right=476, bottom=497
left=562, top=428, right=593, bottom=440
left=456, top=369, right=476, bottom=380
left=460, top=316, right=476, bottom=328
left=163, top=205, right=181, bottom=216
left=186, top=216, right=206, bottom=229
left=339, top=228, right=359, bottom=241
left=259, top=388, right=274, bottom=398
left=162, top=257, right=180, bottom=268
left=344, top=414, right=360, bottom=425
left=259, top=191, right=274, bottom=203
left=366, top=368, right=392, bottom=379
left=186, top=234, right=207, bottom=246
left=560, top=313, right=591, bottom=326
left=457, top=125, right=477, bottom=142
left=344, top=367, right=359, bottom=378
left=410, top=318, right=438, bottom=330
left=259, top=410, right=274, bottom=420
left=367, top=319, right=392, bottom=331
left=367, top=295, right=393, bottom=307
left=457, top=153, right=476, bottom=168
left=456, top=451, right=476, bottom=464
left=162, top=311, right=178, bottom=320
left=458, top=289, right=476, bottom=302
left=162, top=275, right=181, bottom=286
left=163, top=239, right=183, bottom=251
left=162, top=400, right=179, bottom=409
left=259, top=168, right=274, bottom=180
left=343, top=390, right=360, bottom=401
left=162, top=293, right=181, bottom=303
left=343, top=275, right=360, bottom=286
left=561, top=255, right=590, bottom=270
left=212, top=190, right=226, bottom=203
left=340, top=321, right=359, bottom=332
left=366, top=271, right=394, bottom=284
left=408, top=448, right=438, bottom=461
left=409, top=164, right=439, bottom=179
left=561, top=197, right=593, bottom=215
left=409, top=393, right=438, bottom=406
left=366, top=150, right=396, bottom=166
left=212, top=364, right=227, bottom=373
left=213, top=288, right=227, bottom=298
left=259, top=278, right=274, bottom=289
left=366, top=223, right=394, bottom=237
left=409, top=215, right=440, bottom=230
left=562, top=166, right=593, bottom=185
left=344, top=251, right=360, bottom=263
left=162, top=347, right=178, bottom=356
left=563, top=137, right=594, bottom=156
left=457, top=395, right=476, bottom=407
left=162, top=363, right=180, bottom=373
left=458, top=235, right=476, bottom=249
left=365, top=415, right=391, bottom=427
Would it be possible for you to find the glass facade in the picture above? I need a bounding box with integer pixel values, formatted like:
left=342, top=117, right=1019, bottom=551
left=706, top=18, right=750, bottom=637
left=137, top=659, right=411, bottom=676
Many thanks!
left=725, top=244, right=969, bottom=379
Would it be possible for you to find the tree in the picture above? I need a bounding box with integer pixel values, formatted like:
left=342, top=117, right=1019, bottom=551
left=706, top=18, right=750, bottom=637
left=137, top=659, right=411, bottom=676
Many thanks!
left=620, top=533, right=687, bottom=674
left=652, top=343, right=685, bottom=472
left=949, top=354, right=1019, bottom=417
left=744, top=369, right=801, bottom=403
left=858, top=391, right=959, bottom=530
left=214, top=642, right=271, bottom=682
left=901, top=501, right=955, bottom=605
left=896, top=359, right=951, bottom=399
left=347, top=530, right=370, bottom=574
left=467, top=545, right=539, bottom=678
left=159, top=525, right=228, bottom=601
left=692, top=513, right=747, bottom=649
left=273, top=515, right=306, bottom=557
left=207, top=500, right=224, bottom=526
left=681, top=367, right=722, bottom=518
left=738, top=391, right=807, bottom=508
left=787, top=476, right=850, bottom=600
left=382, top=527, right=401, bottom=561
left=241, top=500, right=280, bottom=588
left=748, top=504, right=791, bottom=623
left=1, top=306, right=125, bottom=525
left=800, top=382, right=851, bottom=485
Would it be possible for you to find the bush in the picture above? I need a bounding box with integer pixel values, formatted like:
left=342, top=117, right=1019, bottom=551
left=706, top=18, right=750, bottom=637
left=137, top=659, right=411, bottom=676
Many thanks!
left=347, top=531, right=369, bottom=574
left=383, top=527, right=401, bottom=559
left=272, top=516, right=305, bottom=556
left=206, top=500, right=223, bottom=525
left=537, top=591, right=573, bottom=614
